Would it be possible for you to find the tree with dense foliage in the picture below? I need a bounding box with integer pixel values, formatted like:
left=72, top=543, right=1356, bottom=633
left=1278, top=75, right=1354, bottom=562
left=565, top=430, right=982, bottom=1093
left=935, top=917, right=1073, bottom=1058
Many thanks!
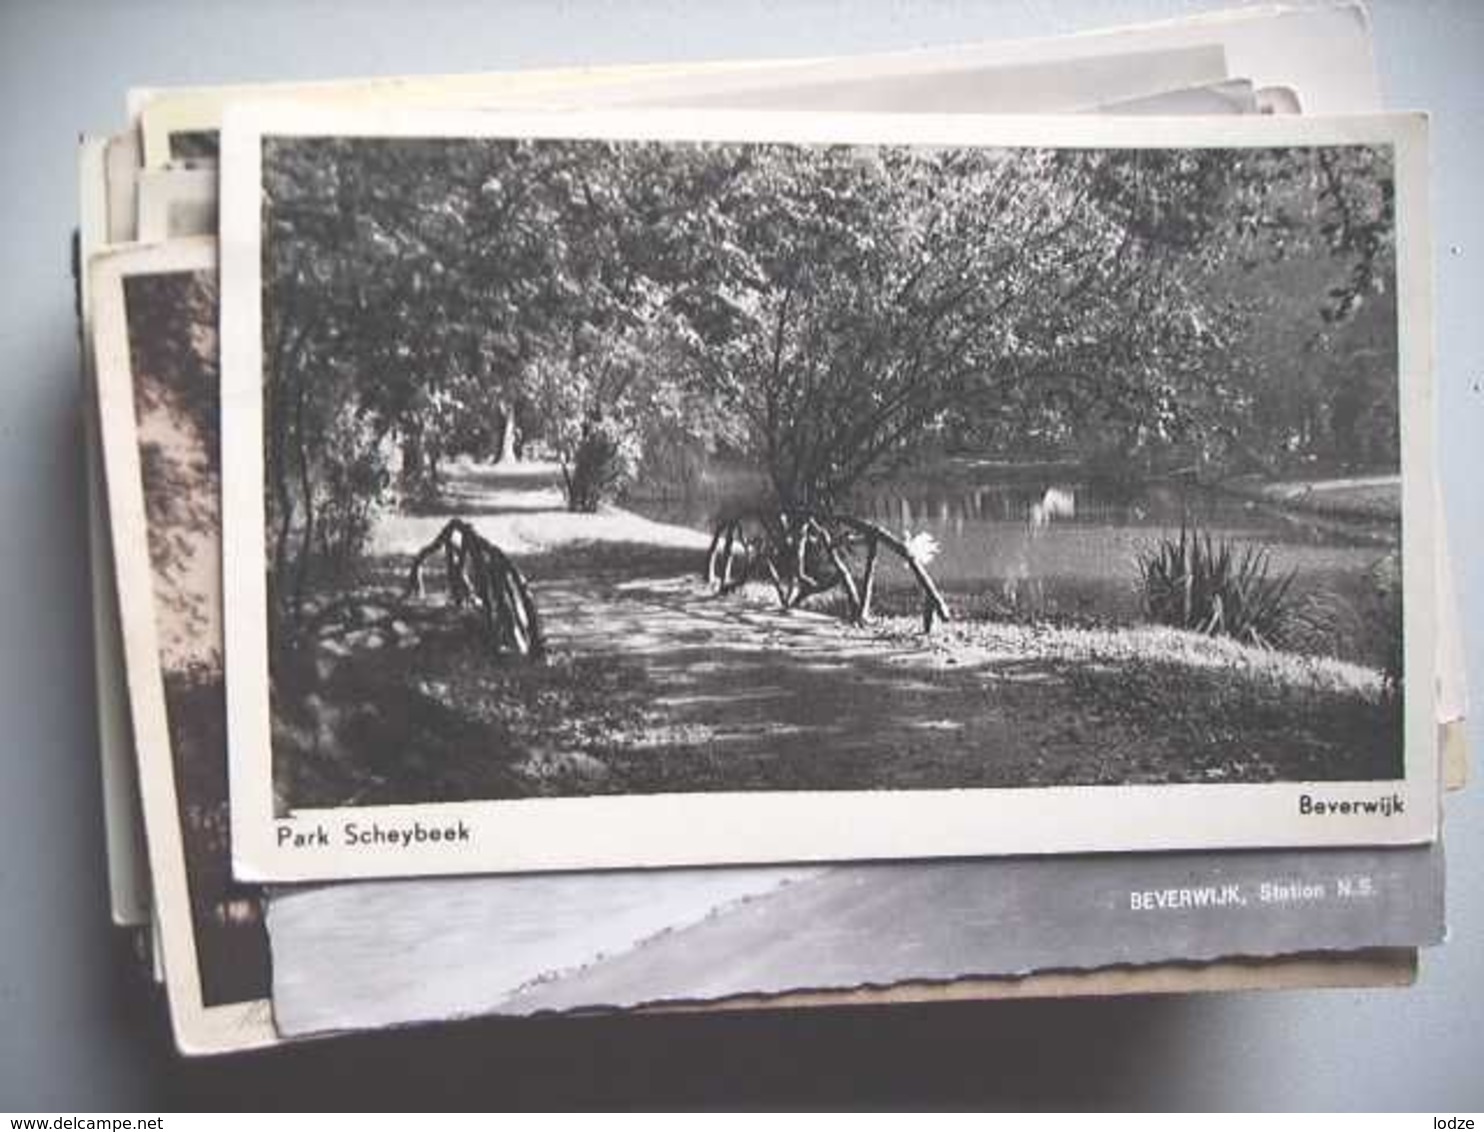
left=260, top=135, right=1395, bottom=632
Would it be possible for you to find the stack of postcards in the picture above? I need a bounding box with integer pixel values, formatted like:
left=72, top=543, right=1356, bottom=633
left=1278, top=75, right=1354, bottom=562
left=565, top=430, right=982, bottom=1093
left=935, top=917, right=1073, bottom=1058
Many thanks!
left=79, top=1, right=1469, bottom=1055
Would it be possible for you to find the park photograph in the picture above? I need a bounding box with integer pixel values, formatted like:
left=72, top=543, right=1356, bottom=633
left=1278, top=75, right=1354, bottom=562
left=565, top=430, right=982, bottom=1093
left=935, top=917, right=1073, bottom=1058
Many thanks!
left=238, top=119, right=1416, bottom=826
left=91, top=241, right=276, bottom=1043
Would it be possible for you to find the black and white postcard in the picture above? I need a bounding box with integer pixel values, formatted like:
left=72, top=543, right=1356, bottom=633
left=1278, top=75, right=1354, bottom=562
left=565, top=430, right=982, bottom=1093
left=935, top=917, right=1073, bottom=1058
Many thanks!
left=269, top=844, right=1443, bottom=1034
left=218, top=107, right=1438, bottom=880
left=79, top=132, right=153, bottom=930
left=87, top=232, right=1443, bottom=1049
left=92, top=239, right=277, bottom=1053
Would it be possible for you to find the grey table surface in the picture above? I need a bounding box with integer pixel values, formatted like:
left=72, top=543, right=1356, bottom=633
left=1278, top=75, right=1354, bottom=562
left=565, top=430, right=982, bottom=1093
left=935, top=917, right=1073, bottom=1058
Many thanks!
left=1, top=0, right=1480, bottom=1111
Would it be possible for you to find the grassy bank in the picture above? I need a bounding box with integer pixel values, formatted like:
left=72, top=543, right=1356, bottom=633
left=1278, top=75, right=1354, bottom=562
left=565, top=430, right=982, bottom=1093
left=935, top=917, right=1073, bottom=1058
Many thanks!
left=273, top=515, right=1400, bottom=807
left=269, top=461, right=1399, bottom=808
left=1219, top=472, right=1401, bottom=524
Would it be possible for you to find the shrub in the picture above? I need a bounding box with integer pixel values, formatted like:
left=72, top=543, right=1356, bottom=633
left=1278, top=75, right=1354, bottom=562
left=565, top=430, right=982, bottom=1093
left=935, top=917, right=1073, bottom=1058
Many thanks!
left=1277, top=554, right=1402, bottom=688
left=1136, top=525, right=1296, bottom=649
left=1368, top=552, right=1403, bottom=693
left=314, top=412, right=392, bottom=571
left=562, top=418, right=641, bottom=512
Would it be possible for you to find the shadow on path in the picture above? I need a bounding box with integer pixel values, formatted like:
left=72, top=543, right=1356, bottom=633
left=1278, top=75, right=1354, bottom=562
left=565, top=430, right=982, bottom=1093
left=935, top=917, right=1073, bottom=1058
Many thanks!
left=281, top=461, right=1399, bottom=803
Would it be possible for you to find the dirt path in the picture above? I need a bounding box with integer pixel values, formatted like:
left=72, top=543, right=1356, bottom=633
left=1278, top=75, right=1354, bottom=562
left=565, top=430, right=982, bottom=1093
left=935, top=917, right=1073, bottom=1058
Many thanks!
left=371, top=463, right=1047, bottom=789
left=533, top=570, right=1045, bottom=790
left=323, top=461, right=1397, bottom=797
left=1266, top=474, right=1400, bottom=494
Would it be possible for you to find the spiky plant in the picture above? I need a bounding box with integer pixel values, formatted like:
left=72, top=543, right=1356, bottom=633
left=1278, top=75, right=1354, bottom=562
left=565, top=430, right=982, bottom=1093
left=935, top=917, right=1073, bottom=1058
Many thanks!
left=1137, top=524, right=1297, bottom=649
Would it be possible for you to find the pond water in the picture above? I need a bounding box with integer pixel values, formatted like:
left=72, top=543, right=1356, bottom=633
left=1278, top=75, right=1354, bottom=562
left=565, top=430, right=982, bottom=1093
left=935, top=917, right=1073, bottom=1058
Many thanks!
left=628, top=470, right=1398, bottom=631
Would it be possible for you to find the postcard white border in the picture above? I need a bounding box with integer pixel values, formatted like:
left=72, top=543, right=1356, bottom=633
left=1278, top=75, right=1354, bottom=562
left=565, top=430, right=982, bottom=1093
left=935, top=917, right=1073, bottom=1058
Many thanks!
left=220, top=106, right=1437, bottom=882
left=91, top=239, right=278, bottom=1054
left=131, top=0, right=1382, bottom=167
left=135, top=167, right=217, bottom=242
left=80, top=132, right=154, bottom=929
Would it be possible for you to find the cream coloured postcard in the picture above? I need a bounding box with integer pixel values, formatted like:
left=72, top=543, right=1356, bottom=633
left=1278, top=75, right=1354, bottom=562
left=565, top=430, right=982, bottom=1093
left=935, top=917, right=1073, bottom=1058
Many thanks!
left=92, top=239, right=276, bottom=1053
left=218, top=107, right=1437, bottom=880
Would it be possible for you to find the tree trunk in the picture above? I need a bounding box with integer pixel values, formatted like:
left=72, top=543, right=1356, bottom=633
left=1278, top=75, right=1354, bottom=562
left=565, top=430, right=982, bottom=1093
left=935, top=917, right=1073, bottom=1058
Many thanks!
left=496, top=400, right=518, bottom=465
left=290, top=381, right=316, bottom=627
left=400, top=427, right=424, bottom=492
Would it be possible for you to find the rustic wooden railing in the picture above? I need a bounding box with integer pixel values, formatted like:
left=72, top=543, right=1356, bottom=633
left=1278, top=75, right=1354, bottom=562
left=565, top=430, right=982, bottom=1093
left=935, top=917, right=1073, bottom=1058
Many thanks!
left=404, top=518, right=545, bottom=659
left=706, top=510, right=948, bottom=632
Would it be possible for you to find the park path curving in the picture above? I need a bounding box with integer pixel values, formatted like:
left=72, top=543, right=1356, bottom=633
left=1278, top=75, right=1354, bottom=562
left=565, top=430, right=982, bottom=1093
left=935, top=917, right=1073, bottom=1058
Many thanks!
left=358, top=461, right=1393, bottom=792
left=369, top=461, right=1043, bottom=792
